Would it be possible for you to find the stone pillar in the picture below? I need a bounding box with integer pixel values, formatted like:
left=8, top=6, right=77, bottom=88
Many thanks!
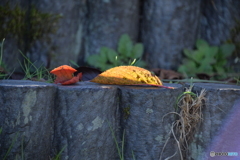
left=200, top=0, right=240, bottom=45
left=53, top=82, right=120, bottom=160
left=119, top=84, right=183, bottom=160
left=81, top=0, right=140, bottom=61
left=0, top=80, right=56, bottom=160
left=141, top=0, right=201, bottom=69
left=189, top=83, right=240, bottom=160
left=29, top=0, right=86, bottom=68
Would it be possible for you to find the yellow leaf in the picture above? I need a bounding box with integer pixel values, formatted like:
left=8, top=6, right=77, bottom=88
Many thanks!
left=90, top=66, right=163, bottom=86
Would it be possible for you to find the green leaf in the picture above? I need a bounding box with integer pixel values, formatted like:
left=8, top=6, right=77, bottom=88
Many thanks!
left=215, top=58, right=226, bottom=66
left=214, top=66, right=225, bottom=74
left=131, top=43, right=143, bottom=58
left=87, top=54, right=107, bottom=71
left=117, top=34, right=133, bottom=57
left=183, top=49, right=193, bottom=59
left=134, top=60, right=146, bottom=67
left=196, top=39, right=209, bottom=49
left=178, top=60, right=197, bottom=75
left=100, top=47, right=118, bottom=64
left=98, top=50, right=107, bottom=63
left=191, top=50, right=205, bottom=64
left=208, top=46, right=218, bottom=57
left=198, top=59, right=214, bottom=74
left=87, top=54, right=100, bottom=66
left=219, top=43, right=235, bottom=57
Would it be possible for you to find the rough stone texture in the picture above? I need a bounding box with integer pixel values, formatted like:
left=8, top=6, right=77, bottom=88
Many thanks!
left=200, top=0, right=240, bottom=46
left=119, top=83, right=183, bottom=160
left=29, top=0, right=85, bottom=69
left=141, top=0, right=201, bottom=69
left=1, top=80, right=240, bottom=160
left=188, top=83, right=240, bottom=160
left=0, top=0, right=28, bottom=72
left=0, top=0, right=85, bottom=70
left=0, top=80, right=56, bottom=160
left=1, top=1, right=240, bottom=71
left=53, top=82, right=120, bottom=160
left=81, top=0, right=140, bottom=62
left=206, top=99, right=240, bottom=160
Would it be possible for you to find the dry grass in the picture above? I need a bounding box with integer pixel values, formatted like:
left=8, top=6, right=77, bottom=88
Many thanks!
left=160, top=86, right=206, bottom=160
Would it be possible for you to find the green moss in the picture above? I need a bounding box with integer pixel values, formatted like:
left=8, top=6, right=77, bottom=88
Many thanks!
left=0, top=3, right=61, bottom=52
left=123, top=107, right=130, bottom=119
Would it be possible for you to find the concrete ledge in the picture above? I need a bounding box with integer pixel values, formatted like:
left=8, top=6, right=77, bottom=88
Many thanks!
left=0, top=80, right=240, bottom=160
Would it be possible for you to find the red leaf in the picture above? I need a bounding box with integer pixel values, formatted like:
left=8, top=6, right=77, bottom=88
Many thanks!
left=61, top=73, right=82, bottom=85
left=50, top=65, right=80, bottom=84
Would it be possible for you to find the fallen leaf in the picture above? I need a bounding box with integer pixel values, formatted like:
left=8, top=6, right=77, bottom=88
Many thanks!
left=50, top=65, right=80, bottom=85
left=150, top=68, right=182, bottom=79
left=61, top=73, right=82, bottom=85
left=75, top=66, right=102, bottom=81
left=90, top=66, right=174, bottom=89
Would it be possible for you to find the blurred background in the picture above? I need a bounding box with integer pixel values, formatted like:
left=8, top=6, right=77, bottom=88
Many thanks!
left=0, top=0, right=239, bottom=81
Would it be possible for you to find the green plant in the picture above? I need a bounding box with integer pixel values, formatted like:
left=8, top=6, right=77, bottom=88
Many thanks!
left=0, top=39, right=4, bottom=68
left=123, top=107, right=131, bottom=119
left=161, top=86, right=206, bottom=160
left=69, top=60, right=79, bottom=67
left=87, top=34, right=146, bottom=71
left=19, top=51, right=53, bottom=82
left=109, top=123, right=136, bottom=160
left=178, top=39, right=235, bottom=79
left=234, top=76, right=240, bottom=85
left=0, top=39, right=10, bottom=80
left=51, top=145, right=67, bottom=160
left=109, top=125, right=125, bottom=160
left=3, top=132, right=19, bottom=160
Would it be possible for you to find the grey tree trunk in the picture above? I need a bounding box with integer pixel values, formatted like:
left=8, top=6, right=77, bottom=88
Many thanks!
left=141, top=0, right=201, bottom=70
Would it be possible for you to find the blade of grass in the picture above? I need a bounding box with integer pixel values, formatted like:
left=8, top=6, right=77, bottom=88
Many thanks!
left=0, top=38, right=5, bottom=67
left=121, top=130, right=125, bottom=160
left=18, top=50, right=53, bottom=82
left=3, top=132, right=19, bottom=160
left=132, top=150, right=136, bottom=160
left=53, top=145, right=67, bottom=160
left=21, top=135, right=24, bottom=160
left=69, top=60, right=79, bottom=67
